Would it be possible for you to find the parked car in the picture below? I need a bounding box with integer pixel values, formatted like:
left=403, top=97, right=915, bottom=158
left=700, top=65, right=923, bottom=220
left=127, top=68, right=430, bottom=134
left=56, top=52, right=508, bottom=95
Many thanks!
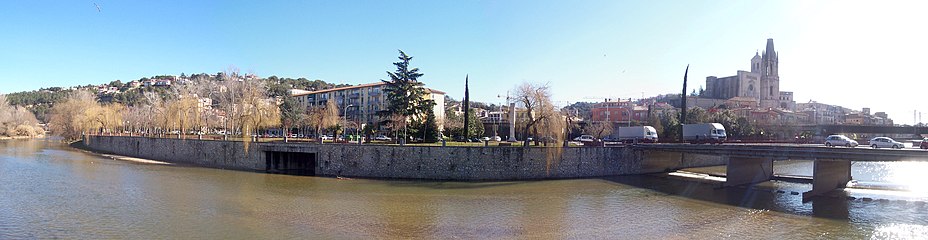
left=921, top=138, right=928, bottom=149
left=869, top=137, right=904, bottom=149
left=481, top=137, right=490, bottom=141
left=824, top=135, right=858, bottom=147
left=374, top=135, right=391, bottom=141
left=574, top=135, right=595, bottom=142
left=491, top=136, right=502, bottom=141
left=319, top=135, right=333, bottom=141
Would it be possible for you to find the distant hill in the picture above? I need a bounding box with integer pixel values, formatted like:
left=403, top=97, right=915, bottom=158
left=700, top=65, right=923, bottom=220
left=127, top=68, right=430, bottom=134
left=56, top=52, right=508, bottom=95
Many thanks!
left=2, top=73, right=349, bottom=121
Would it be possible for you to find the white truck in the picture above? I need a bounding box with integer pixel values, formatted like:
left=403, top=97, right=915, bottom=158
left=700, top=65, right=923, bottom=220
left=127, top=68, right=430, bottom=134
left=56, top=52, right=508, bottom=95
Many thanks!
left=682, top=123, right=727, bottom=144
left=616, top=126, right=659, bottom=143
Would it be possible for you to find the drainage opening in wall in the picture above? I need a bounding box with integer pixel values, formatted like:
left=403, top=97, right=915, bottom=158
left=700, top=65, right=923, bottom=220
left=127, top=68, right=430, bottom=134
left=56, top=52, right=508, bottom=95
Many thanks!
left=265, top=151, right=317, bottom=176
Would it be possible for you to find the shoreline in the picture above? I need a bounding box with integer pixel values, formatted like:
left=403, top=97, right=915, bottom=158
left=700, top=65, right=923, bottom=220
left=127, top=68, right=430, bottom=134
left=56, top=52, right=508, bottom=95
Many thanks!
left=69, top=141, right=172, bottom=165
left=0, top=135, right=45, bottom=140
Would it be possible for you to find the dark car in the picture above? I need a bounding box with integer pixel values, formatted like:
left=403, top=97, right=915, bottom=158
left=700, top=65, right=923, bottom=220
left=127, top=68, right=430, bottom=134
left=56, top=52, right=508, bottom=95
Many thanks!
left=920, top=138, right=928, bottom=149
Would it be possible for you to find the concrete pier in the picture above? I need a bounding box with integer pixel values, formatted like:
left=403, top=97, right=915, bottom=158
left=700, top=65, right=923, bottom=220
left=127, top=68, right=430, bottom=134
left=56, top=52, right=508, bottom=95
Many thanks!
left=725, top=157, right=773, bottom=186
left=803, top=159, right=852, bottom=201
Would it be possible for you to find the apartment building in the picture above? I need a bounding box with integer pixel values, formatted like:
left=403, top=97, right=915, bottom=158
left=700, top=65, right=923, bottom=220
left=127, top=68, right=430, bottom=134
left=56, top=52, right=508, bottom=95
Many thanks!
left=292, top=82, right=446, bottom=129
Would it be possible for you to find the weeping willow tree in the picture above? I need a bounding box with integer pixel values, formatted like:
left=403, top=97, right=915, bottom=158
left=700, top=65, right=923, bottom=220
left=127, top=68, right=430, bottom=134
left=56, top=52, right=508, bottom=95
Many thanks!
left=513, top=82, right=565, bottom=174
left=237, top=79, right=281, bottom=153
left=48, top=91, right=119, bottom=141
left=162, top=96, right=200, bottom=139
left=306, top=98, right=340, bottom=143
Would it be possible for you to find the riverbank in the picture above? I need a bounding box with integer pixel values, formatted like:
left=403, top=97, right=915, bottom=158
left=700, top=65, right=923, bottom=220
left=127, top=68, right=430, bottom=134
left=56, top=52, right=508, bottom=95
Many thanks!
left=0, top=135, right=45, bottom=140
left=69, top=141, right=172, bottom=165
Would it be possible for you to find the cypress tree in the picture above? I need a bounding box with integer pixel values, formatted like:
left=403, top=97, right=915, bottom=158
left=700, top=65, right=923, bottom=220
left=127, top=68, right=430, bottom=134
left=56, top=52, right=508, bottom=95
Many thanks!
left=463, top=75, right=470, bottom=141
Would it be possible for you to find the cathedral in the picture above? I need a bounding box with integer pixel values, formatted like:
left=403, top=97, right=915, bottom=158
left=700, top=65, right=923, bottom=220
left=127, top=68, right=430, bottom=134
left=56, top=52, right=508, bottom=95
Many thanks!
left=704, top=38, right=794, bottom=111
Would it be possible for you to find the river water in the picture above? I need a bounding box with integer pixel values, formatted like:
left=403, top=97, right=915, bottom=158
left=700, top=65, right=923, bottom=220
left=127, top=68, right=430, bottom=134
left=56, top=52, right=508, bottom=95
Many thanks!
left=2, top=139, right=928, bottom=239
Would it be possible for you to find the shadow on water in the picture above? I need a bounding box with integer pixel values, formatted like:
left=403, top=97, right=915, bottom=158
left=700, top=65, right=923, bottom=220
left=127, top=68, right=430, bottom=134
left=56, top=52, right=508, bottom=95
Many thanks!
left=599, top=174, right=852, bottom=220
left=385, top=180, right=527, bottom=190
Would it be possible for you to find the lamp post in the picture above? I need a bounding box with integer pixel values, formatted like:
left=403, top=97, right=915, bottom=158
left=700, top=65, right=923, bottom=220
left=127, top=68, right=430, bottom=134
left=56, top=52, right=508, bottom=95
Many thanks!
left=622, top=108, right=632, bottom=127
left=499, top=91, right=517, bottom=142
left=344, top=104, right=354, bottom=142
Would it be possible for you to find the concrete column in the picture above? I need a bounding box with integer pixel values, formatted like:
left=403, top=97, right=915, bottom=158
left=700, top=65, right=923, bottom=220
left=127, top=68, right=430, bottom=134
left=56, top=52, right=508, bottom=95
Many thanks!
left=803, top=159, right=851, bottom=201
left=725, top=157, right=773, bottom=186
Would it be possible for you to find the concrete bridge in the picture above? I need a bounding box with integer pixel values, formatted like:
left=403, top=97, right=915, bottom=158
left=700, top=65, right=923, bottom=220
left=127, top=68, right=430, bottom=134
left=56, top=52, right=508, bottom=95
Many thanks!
left=798, top=124, right=928, bottom=135
left=635, top=144, right=928, bottom=200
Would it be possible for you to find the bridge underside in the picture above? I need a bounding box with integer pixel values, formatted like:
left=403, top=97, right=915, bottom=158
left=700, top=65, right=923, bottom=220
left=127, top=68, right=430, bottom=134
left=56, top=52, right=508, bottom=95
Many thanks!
left=803, top=159, right=851, bottom=201
left=725, top=157, right=773, bottom=187
left=724, top=157, right=851, bottom=200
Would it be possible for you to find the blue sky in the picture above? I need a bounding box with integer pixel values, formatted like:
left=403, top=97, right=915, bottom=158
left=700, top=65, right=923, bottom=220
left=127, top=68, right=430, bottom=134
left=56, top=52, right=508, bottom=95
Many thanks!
left=2, top=1, right=927, bottom=124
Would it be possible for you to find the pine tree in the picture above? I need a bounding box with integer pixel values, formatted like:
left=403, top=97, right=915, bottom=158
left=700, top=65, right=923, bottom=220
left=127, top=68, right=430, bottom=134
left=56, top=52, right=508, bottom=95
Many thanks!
left=421, top=110, right=440, bottom=142
left=466, top=109, right=484, bottom=139
left=381, top=50, right=435, bottom=141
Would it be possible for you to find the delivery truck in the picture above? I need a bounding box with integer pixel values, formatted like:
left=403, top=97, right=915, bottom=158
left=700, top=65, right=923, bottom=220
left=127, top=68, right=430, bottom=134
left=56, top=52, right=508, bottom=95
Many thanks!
left=682, top=123, right=727, bottom=144
left=616, top=126, right=659, bottom=143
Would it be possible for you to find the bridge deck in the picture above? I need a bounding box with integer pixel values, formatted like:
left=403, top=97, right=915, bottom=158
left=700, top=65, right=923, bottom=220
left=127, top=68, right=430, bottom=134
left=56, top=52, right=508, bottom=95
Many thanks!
left=633, top=144, right=928, bottom=162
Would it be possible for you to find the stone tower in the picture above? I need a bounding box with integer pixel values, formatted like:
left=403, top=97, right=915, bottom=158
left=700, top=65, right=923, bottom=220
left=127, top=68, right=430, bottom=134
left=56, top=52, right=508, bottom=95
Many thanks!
left=760, top=38, right=780, bottom=108
left=750, top=51, right=762, bottom=73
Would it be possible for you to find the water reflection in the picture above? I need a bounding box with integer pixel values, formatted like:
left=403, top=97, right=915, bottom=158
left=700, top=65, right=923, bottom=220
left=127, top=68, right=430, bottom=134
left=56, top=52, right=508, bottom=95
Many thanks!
left=1, top=139, right=928, bottom=238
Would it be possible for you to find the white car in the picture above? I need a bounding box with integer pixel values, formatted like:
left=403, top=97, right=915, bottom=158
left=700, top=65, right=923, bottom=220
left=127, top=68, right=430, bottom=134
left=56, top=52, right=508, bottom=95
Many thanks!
left=575, top=135, right=595, bottom=142
left=374, top=135, right=391, bottom=141
left=319, top=135, right=333, bottom=141
left=824, top=135, right=858, bottom=148
left=869, top=137, right=904, bottom=149
left=491, top=136, right=502, bottom=141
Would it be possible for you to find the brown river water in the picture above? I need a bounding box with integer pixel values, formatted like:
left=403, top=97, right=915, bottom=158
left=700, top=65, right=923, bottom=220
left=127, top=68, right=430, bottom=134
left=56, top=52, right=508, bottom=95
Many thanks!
left=2, top=139, right=927, bottom=239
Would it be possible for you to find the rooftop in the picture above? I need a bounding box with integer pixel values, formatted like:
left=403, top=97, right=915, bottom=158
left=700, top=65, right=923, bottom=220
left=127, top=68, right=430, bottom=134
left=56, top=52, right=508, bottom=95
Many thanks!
left=291, top=81, right=445, bottom=97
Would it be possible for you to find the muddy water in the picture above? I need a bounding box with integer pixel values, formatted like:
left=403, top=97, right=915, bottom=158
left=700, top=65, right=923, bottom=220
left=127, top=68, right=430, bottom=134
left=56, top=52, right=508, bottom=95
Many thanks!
left=1, top=140, right=927, bottom=239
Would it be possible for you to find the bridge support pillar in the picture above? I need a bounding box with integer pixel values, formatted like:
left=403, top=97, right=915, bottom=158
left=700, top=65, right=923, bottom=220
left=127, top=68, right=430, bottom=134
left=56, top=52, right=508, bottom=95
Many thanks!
left=803, top=159, right=851, bottom=201
left=725, top=157, right=773, bottom=186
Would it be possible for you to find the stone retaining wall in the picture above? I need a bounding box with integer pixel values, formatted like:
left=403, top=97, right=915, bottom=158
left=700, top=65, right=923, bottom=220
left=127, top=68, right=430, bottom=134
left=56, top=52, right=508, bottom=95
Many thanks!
left=83, top=136, right=727, bottom=180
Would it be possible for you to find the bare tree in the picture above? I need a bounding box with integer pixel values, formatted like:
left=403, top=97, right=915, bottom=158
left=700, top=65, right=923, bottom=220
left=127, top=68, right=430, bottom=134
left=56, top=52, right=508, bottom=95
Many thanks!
left=306, top=98, right=340, bottom=143
left=0, top=94, right=43, bottom=137
left=513, top=82, right=564, bottom=146
left=584, top=122, right=614, bottom=140
left=163, top=96, right=199, bottom=139
left=48, top=91, right=100, bottom=141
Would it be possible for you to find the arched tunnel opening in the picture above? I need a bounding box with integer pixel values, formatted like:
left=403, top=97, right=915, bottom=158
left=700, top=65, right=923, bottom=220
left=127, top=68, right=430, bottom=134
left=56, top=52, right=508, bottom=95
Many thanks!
left=265, top=151, right=317, bottom=176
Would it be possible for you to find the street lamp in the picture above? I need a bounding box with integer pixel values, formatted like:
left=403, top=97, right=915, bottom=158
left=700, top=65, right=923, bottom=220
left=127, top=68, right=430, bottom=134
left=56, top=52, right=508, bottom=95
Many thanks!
left=344, top=104, right=354, bottom=142
left=622, top=108, right=632, bottom=127
left=499, top=91, right=516, bottom=142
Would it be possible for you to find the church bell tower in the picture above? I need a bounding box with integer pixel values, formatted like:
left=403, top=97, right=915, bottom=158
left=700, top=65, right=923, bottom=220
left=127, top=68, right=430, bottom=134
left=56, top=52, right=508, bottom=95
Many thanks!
left=760, top=38, right=780, bottom=105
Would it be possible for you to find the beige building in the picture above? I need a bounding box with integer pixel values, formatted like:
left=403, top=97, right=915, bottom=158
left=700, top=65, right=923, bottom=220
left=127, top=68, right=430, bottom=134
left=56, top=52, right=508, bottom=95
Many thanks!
left=704, top=38, right=795, bottom=111
left=292, top=82, right=445, bottom=129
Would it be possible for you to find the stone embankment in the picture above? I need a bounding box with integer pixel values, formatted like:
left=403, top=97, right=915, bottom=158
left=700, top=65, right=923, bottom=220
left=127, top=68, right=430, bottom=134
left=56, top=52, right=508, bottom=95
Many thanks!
left=81, top=136, right=727, bottom=180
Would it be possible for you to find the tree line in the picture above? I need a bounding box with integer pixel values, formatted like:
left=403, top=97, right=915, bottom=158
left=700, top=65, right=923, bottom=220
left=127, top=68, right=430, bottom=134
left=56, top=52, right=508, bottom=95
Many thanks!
left=0, top=94, right=45, bottom=137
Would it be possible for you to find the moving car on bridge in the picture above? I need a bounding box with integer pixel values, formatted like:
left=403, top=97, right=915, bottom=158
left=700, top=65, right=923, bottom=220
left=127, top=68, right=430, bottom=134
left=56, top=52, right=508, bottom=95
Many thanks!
left=824, top=135, right=858, bottom=148
left=868, top=137, right=904, bottom=149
